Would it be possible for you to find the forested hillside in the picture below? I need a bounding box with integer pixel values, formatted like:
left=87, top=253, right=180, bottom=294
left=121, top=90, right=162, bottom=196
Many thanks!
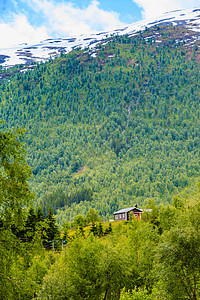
left=2, top=192, right=200, bottom=300
left=1, top=24, right=200, bottom=223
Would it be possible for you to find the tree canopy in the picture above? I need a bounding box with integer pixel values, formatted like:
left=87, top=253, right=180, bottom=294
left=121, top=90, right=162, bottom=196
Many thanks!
left=0, top=128, right=33, bottom=224
left=1, top=26, right=200, bottom=223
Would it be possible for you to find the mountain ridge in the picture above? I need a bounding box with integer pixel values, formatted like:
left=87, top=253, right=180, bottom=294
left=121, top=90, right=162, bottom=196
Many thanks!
left=1, top=7, right=200, bottom=68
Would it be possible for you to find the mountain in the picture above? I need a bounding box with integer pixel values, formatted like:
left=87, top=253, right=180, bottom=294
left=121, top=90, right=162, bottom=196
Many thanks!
left=1, top=8, right=200, bottom=68
left=1, top=8, right=200, bottom=224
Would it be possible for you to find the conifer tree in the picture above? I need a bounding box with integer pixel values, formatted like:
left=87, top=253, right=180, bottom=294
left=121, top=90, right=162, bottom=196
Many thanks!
left=25, top=207, right=37, bottom=241
left=36, top=207, right=45, bottom=222
left=97, top=222, right=103, bottom=237
left=45, top=209, right=60, bottom=242
left=90, top=222, right=98, bottom=236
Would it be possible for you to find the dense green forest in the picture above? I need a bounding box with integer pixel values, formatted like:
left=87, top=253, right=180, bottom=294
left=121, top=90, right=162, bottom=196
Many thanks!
left=1, top=23, right=200, bottom=298
left=1, top=137, right=200, bottom=300
left=1, top=25, right=200, bottom=224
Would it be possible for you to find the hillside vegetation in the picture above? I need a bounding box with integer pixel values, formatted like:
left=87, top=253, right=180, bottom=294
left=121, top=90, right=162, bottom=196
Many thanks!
left=2, top=194, right=200, bottom=299
left=1, top=25, right=200, bottom=222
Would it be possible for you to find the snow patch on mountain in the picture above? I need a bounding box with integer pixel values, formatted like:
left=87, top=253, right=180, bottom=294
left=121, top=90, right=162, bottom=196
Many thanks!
left=1, top=8, right=200, bottom=68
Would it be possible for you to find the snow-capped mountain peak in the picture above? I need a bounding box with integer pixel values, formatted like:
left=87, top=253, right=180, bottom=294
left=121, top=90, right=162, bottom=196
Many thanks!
left=1, top=8, right=200, bottom=68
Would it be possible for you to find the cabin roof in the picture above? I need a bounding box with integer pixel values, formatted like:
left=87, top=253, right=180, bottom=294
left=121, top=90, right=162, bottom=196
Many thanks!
left=113, top=206, right=143, bottom=215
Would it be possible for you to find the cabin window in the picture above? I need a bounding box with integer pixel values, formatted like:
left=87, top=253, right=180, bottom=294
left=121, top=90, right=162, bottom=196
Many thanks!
left=135, top=214, right=138, bottom=217
left=115, top=215, right=118, bottom=220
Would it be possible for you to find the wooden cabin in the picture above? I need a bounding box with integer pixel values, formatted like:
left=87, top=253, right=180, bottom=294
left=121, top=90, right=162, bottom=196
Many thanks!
left=113, top=205, right=143, bottom=221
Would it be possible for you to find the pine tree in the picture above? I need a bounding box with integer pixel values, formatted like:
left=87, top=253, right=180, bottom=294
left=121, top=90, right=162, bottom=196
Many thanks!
left=36, top=206, right=45, bottom=222
left=97, top=222, right=103, bottom=237
left=45, top=209, right=60, bottom=244
left=105, top=223, right=112, bottom=235
left=25, top=207, right=37, bottom=241
left=90, top=222, right=98, bottom=236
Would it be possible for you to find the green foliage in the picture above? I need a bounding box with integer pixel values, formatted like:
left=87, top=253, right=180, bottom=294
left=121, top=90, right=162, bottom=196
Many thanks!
left=156, top=221, right=200, bottom=299
left=3, top=26, right=200, bottom=298
left=25, top=207, right=37, bottom=240
left=72, top=214, right=86, bottom=228
left=1, top=26, right=200, bottom=225
left=0, top=127, right=37, bottom=299
left=90, top=222, right=98, bottom=236
left=39, top=234, right=130, bottom=300
left=1, top=26, right=200, bottom=223
left=37, top=252, right=70, bottom=300
left=97, top=222, right=103, bottom=237
left=0, top=128, right=33, bottom=224
left=104, top=222, right=112, bottom=235
left=37, top=201, right=200, bottom=299
left=86, top=208, right=101, bottom=223
left=120, top=287, right=154, bottom=300
left=3, top=196, right=200, bottom=299
left=0, top=226, right=53, bottom=300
